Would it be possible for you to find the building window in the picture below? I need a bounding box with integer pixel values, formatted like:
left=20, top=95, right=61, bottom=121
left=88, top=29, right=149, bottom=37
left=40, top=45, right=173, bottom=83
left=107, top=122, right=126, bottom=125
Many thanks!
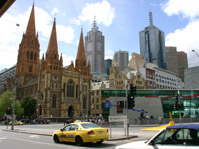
left=26, top=51, right=29, bottom=59
left=29, top=65, right=32, bottom=72
left=30, top=51, right=33, bottom=60
left=34, top=53, right=36, bottom=61
left=67, top=79, right=74, bottom=97
left=52, top=95, right=56, bottom=108
left=83, top=97, right=86, bottom=109
left=76, top=85, right=78, bottom=98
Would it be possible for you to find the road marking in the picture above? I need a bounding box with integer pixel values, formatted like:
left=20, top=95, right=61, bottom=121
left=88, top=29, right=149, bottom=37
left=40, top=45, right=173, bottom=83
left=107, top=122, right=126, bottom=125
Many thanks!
left=5, top=136, right=78, bottom=149
left=29, top=135, right=40, bottom=138
left=0, top=137, right=7, bottom=142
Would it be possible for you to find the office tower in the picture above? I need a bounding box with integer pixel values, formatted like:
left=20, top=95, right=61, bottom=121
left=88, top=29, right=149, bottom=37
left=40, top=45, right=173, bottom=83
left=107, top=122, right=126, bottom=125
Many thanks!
left=128, top=53, right=145, bottom=69
left=113, top=50, right=129, bottom=71
left=165, top=46, right=179, bottom=75
left=104, top=59, right=112, bottom=75
left=85, top=18, right=104, bottom=73
left=139, top=12, right=167, bottom=70
left=177, top=51, right=188, bottom=82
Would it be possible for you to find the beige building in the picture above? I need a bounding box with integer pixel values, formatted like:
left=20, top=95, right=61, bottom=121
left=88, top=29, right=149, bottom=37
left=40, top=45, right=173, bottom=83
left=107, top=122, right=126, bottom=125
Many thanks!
left=91, top=81, right=109, bottom=117
left=165, top=46, right=179, bottom=76
left=109, top=61, right=146, bottom=90
left=128, top=53, right=145, bottom=69
left=177, top=51, right=188, bottom=82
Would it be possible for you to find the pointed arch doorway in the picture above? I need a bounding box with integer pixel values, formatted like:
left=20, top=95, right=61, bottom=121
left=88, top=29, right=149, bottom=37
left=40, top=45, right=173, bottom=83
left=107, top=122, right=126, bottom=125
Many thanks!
left=68, top=106, right=74, bottom=118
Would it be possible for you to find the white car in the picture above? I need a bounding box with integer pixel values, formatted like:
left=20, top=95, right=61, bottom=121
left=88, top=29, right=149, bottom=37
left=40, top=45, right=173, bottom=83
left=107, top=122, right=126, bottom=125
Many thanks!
left=115, top=124, right=199, bottom=149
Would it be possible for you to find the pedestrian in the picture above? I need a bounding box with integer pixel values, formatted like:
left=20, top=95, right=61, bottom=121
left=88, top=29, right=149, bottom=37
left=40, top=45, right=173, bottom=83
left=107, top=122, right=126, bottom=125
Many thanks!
left=158, top=116, right=162, bottom=125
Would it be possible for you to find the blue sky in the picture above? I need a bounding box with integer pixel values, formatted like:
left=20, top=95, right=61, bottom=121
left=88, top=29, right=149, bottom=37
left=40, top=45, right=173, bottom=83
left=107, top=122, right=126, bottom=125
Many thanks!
left=0, top=0, right=199, bottom=71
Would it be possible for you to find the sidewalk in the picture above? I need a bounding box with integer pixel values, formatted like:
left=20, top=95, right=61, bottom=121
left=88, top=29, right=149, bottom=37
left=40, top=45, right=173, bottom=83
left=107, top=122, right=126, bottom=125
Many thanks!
left=2, top=128, right=137, bottom=141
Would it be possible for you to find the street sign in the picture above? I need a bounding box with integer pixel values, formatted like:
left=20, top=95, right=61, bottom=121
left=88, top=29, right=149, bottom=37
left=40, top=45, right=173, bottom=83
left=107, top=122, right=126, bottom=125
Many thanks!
left=109, top=115, right=127, bottom=122
left=133, top=109, right=147, bottom=113
left=104, top=102, right=111, bottom=108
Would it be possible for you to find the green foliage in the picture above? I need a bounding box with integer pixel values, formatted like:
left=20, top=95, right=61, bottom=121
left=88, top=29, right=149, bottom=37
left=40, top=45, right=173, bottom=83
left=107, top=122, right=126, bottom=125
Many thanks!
left=21, top=96, right=36, bottom=118
left=0, top=91, right=23, bottom=116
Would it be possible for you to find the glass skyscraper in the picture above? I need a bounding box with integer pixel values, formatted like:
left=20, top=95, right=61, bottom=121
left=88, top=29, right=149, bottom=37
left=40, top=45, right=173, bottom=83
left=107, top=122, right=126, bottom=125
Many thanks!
left=139, top=12, right=167, bottom=70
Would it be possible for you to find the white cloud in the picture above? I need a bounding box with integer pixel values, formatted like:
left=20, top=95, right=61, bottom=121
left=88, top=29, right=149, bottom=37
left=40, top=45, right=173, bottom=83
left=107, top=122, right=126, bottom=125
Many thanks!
left=0, top=6, right=75, bottom=70
left=51, top=8, right=59, bottom=15
left=62, top=54, right=75, bottom=67
left=105, top=56, right=113, bottom=60
left=70, top=18, right=81, bottom=26
left=77, top=0, right=115, bottom=26
left=57, top=25, right=74, bottom=44
left=162, top=0, right=199, bottom=67
left=162, top=0, right=199, bottom=19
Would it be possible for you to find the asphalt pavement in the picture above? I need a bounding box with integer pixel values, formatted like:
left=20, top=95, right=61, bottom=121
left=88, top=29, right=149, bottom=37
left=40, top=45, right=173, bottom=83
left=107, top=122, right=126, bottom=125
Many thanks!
left=1, top=123, right=158, bottom=141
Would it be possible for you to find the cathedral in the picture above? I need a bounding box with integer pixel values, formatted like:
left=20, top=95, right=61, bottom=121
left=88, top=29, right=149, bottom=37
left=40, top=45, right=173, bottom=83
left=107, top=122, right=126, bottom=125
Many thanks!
left=15, top=4, right=92, bottom=120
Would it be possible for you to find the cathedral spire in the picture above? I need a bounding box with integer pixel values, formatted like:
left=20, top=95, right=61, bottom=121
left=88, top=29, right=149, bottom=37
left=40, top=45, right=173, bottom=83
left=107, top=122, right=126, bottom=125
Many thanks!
left=47, top=18, right=58, bottom=53
left=26, top=4, right=36, bottom=36
left=76, top=29, right=86, bottom=61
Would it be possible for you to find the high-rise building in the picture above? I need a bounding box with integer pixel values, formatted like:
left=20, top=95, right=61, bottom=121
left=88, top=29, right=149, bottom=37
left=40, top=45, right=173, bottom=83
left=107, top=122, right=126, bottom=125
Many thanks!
left=165, top=46, right=179, bottom=76
left=113, top=50, right=129, bottom=71
left=128, top=53, right=145, bottom=69
left=104, top=59, right=112, bottom=75
left=177, top=51, right=188, bottom=82
left=85, top=18, right=104, bottom=73
left=139, top=12, right=167, bottom=70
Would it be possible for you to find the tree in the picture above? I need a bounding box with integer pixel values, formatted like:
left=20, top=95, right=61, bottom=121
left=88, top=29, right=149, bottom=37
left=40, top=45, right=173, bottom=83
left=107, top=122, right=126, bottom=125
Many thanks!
left=21, top=96, right=36, bottom=119
left=0, top=91, right=23, bottom=117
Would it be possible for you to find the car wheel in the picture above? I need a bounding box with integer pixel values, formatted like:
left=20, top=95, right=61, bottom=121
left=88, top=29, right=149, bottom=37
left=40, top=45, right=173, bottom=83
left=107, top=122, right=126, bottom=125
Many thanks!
left=75, top=136, right=83, bottom=146
left=97, top=140, right=103, bottom=144
left=53, top=135, right=60, bottom=143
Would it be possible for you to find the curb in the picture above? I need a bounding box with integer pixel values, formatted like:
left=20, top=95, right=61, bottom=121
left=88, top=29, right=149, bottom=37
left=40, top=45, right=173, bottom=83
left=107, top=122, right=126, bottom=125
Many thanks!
left=2, top=129, right=137, bottom=141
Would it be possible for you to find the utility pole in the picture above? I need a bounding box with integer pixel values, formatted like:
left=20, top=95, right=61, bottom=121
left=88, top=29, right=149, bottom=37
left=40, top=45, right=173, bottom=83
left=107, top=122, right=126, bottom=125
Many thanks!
left=125, top=80, right=129, bottom=139
left=11, top=80, right=17, bottom=130
left=192, top=49, right=199, bottom=58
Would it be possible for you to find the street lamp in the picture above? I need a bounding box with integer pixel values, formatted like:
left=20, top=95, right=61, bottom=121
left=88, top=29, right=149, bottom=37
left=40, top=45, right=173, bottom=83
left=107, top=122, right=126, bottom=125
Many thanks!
left=192, top=49, right=199, bottom=58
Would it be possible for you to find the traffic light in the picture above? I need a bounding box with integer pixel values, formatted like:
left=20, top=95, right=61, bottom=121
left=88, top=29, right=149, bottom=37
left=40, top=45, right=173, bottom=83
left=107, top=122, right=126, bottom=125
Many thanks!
left=6, top=108, right=11, bottom=115
left=174, top=95, right=179, bottom=110
left=127, top=84, right=136, bottom=109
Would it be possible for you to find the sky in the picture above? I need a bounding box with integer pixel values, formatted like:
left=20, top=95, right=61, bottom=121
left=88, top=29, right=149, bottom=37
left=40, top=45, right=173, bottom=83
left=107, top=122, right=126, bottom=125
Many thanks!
left=0, top=0, right=199, bottom=72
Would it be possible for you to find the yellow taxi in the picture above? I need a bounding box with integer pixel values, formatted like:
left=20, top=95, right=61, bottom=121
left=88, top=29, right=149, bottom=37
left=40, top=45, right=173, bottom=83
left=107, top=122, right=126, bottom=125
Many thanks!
left=52, top=121, right=109, bottom=146
left=9, top=120, right=24, bottom=125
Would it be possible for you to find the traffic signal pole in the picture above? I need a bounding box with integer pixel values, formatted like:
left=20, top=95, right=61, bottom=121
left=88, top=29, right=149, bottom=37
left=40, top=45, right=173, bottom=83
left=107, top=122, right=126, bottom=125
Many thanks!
left=126, top=81, right=129, bottom=139
left=11, top=80, right=17, bottom=130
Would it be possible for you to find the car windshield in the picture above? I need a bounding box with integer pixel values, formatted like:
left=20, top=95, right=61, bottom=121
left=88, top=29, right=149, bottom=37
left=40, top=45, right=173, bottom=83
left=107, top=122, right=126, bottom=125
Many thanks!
left=81, top=123, right=100, bottom=129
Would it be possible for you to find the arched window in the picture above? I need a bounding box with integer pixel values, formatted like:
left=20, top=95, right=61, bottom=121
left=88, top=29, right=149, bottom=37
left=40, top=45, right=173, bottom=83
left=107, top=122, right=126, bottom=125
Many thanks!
left=29, top=65, right=32, bottom=72
left=54, top=54, right=56, bottom=59
left=26, top=51, right=29, bottom=59
left=34, top=53, right=36, bottom=61
left=67, top=80, right=74, bottom=97
left=30, top=51, right=33, bottom=60
left=52, top=95, right=56, bottom=108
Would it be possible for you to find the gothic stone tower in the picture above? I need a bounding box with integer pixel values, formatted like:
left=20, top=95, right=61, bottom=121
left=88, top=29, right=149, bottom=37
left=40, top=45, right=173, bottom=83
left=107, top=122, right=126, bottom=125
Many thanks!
left=75, top=29, right=92, bottom=118
left=15, top=4, right=40, bottom=87
left=40, top=19, right=63, bottom=117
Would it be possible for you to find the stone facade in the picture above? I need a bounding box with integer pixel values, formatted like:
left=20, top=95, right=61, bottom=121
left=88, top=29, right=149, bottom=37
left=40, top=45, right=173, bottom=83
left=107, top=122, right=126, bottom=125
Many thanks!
left=109, top=61, right=146, bottom=89
left=14, top=5, right=92, bottom=120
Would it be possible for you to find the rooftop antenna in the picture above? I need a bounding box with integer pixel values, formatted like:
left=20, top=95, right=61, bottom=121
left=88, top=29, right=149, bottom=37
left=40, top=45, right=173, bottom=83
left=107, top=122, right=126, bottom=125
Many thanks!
left=92, top=16, right=98, bottom=30
left=149, top=11, right=153, bottom=26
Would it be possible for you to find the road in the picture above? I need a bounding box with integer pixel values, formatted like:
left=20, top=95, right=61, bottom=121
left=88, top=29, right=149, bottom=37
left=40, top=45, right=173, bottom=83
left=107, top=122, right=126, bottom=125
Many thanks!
left=0, top=124, right=157, bottom=149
